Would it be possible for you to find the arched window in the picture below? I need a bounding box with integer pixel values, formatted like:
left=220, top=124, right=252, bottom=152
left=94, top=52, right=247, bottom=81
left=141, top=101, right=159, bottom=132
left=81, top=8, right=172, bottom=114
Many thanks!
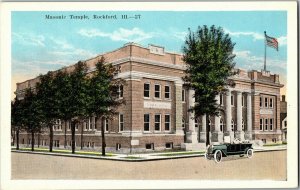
left=231, top=119, right=235, bottom=131
left=220, top=119, right=224, bottom=132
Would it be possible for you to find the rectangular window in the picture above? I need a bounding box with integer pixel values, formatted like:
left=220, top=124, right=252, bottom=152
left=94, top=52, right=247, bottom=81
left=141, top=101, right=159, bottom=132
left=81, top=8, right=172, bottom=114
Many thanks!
left=146, top=143, right=154, bottom=150
left=182, top=89, right=185, bottom=102
left=85, top=118, right=91, bottom=131
left=220, top=94, right=223, bottom=105
left=165, top=142, right=173, bottom=149
left=165, top=114, right=171, bottom=131
left=260, top=97, right=262, bottom=107
left=242, top=96, right=244, bottom=107
left=270, top=118, right=273, bottom=131
left=102, top=118, right=109, bottom=132
left=67, top=122, right=71, bottom=131
left=155, top=114, right=161, bottom=131
left=265, top=97, right=268, bottom=108
left=259, top=119, right=263, bottom=131
left=165, top=85, right=170, bottom=99
left=119, top=85, right=123, bottom=98
left=269, top=98, right=273, bottom=108
left=144, top=114, right=150, bottom=131
left=154, top=84, right=161, bottom=98
left=105, top=119, right=109, bottom=132
left=116, top=143, right=121, bottom=150
left=231, top=95, right=234, bottom=106
left=75, top=123, right=79, bottom=131
left=144, top=83, right=150, bottom=98
left=264, top=119, right=268, bottom=131
left=119, top=114, right=124, bottom=132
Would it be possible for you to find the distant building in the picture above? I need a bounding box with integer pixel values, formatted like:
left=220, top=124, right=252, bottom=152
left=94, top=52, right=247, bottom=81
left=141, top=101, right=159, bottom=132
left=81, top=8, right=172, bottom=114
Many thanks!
left=280, top=95, right=287, bottom=143
left=14, top=43, right=284, bottom=153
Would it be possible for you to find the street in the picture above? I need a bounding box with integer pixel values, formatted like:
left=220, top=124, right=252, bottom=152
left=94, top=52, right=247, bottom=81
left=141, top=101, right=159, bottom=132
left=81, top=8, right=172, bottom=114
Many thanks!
left=11, top=150, right=286, bottom=180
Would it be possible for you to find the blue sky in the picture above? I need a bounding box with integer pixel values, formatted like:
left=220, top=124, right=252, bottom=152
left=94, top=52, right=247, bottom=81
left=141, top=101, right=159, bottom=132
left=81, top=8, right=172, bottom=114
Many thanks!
left=11, top=11, right=287, bottom=98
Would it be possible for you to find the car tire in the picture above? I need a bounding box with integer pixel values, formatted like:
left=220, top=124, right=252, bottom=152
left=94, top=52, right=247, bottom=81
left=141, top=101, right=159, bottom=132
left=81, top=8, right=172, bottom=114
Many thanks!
left=246, top=149, right=254, bottom=158
left=214, top=150, right=222, bottom=163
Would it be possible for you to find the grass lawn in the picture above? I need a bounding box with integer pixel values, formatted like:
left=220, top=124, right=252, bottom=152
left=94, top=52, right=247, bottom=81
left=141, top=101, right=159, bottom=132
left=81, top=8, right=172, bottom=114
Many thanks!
left=155, top=151, right=205, bottom=157
left=124, top=156, right=143, bottom=160
left=11, top=147, right=115, bottom=157
left=263, top=143, right=287, bottom=147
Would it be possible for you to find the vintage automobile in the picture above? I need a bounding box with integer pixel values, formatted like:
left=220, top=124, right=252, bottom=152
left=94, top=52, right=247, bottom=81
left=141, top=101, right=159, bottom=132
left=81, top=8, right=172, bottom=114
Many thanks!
left=205, top=142, right=254, bottom=163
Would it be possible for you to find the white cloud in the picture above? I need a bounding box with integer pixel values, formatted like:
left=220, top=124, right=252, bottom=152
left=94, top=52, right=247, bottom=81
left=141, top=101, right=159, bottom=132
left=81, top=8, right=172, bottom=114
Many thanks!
left=224, top=28, right=287, bottom=47
left=172, top=31, right=188, bottom=41
left=12, top=32, right=45, bottom=47
left=224, top=28, right=264, bottom=41
left=277, top=36, right=287, bottom=46
left=51, top=38, right=74, bottom=50
left=78, top=27, right=153, bottom=42
left=234, top=50, right=287, bottom=72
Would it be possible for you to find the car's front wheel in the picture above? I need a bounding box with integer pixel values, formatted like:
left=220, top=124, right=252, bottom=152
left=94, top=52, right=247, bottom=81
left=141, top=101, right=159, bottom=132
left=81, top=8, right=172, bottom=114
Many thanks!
left=214, top=150, right=222, bottom=163
left=246, top=149, right=254, bottom=158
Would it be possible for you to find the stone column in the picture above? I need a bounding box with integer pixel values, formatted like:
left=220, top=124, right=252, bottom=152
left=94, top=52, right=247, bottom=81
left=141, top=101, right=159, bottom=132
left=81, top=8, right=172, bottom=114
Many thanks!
left=199, top=114, right=207, bottom=143
left=187, top=89, right=197, bottom=143
left=175, top=82, right=184, bottom=135
left=224, top=89, right=234, bottom=142
left=235, top=91, right=244, bottom=141
left=212, top=94, right=223, bottom=144
left=245, top=92, right=252, bottom=140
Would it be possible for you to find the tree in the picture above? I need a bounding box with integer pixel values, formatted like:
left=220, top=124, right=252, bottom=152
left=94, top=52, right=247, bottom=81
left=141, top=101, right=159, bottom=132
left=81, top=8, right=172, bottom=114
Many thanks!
left=68, top=61, right=90, bottom=154
left=183, top=25, right=236, bottom=145
left=11, top=98, right=25, bottom=150
left=51, top=70, right=72, bottom=149
left=22, top=89, right=44, bottom=151
left=36, top=71, right=59, bottom=152
left=89, top=57, right=125, bottom=156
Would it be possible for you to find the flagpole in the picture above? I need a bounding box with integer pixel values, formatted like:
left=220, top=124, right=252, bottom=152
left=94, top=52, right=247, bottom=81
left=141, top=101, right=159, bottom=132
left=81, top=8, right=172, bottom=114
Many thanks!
left=264, top=31, right=267, bottom=71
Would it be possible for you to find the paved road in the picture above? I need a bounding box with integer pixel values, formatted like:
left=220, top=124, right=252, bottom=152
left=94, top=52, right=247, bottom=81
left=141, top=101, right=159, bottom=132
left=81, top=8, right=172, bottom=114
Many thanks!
left=11, top=150, right=286, bottom=180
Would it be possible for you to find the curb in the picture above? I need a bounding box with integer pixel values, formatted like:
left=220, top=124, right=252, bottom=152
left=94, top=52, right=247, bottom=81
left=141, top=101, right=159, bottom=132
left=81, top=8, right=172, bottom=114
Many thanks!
left=11, top=148, right=286, bottom=162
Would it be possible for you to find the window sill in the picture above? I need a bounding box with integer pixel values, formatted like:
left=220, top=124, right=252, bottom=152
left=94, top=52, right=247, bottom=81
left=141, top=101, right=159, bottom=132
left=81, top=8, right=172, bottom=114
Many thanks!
left=144, top=97, right=151, bottom=100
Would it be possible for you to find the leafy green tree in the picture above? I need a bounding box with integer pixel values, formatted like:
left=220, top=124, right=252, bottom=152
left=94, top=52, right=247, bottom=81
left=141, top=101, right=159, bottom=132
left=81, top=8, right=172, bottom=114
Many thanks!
left=89, top=57, right=125, bottom=156
left=11, top=98, right=25, bottom=150
left=36, top=71, right=59, bottom=152
left=68, top=61, right=90, bottom=154
left=22, top=89, right=44, bottom=151
left=51, top=70, right=72, bottom=149
left=183, top=25, right=236, bottom=145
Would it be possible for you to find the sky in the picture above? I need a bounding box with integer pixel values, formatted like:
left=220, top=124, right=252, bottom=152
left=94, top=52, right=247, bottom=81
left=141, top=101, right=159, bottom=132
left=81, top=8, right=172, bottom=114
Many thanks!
left=11, top=11, right=287, bottom=99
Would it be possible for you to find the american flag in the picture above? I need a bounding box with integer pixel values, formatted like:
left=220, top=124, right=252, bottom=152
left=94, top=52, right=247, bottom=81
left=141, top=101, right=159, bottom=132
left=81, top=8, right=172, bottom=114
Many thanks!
left=265, top=32, right=279, bottom=51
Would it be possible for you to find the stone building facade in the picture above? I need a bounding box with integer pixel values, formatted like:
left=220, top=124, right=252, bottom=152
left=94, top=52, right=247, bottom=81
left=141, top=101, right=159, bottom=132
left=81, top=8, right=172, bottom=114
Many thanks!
left=15, top=43, right=284, bottom=153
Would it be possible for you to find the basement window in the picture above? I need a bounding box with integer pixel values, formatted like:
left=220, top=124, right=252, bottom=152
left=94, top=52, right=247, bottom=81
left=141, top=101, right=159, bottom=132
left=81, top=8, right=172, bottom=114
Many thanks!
left=146, top=143, right=154, bottom=150
left=165, top=142, right=173, bottom=149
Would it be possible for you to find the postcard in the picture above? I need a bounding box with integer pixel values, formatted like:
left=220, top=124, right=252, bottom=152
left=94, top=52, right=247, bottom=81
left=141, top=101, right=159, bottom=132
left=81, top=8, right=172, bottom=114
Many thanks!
left=0, top=1, right=298, bottom=190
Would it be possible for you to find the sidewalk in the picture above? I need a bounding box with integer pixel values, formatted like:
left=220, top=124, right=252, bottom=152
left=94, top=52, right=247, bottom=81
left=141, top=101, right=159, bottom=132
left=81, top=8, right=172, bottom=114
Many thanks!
left=11, top=144, right=287, bottom=162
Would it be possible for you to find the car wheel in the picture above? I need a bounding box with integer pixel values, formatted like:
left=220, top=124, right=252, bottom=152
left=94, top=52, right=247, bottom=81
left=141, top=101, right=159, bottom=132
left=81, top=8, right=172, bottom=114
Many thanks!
left=214, top=150, right=222, bottom=163
left=246, top=149, right=254, bottom=158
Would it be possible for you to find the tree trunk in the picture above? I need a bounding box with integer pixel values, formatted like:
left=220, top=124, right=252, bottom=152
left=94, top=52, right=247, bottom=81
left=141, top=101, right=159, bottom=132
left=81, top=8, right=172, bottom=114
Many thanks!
left=101, top=118, right=106, bottom=156
left=206, top=114, right=210, bottom=146
left=64, top=120, right=67, bottom=148
left=71, top=121, right=76, bottom=154
left=49, top=124, right=53, bottom=152
left=31, top=130, right=35, bottom=151
left=16, top=129, right=19, bottom=150
left=81, top=121, right=83, bottom=150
